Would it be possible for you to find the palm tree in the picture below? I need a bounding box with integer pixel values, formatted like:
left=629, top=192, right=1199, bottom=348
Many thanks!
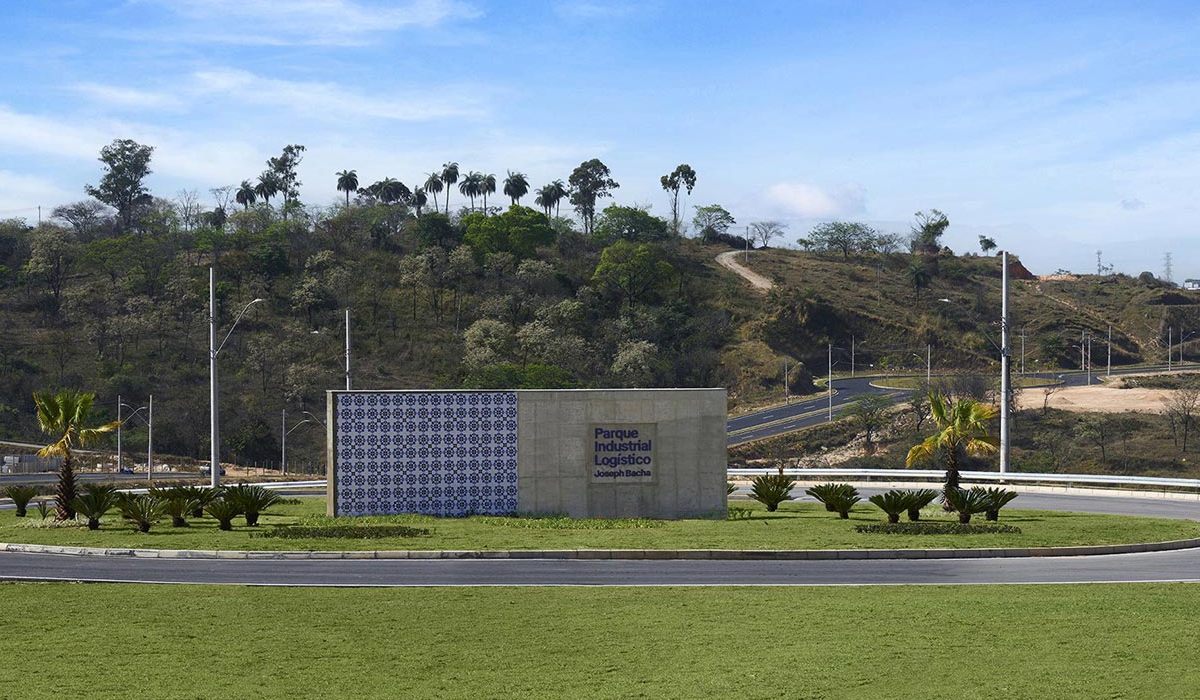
left=424, top=172, right=443, bottom=212
left=336, top=169, right=359, bottom=208
left=481, top=173, right=497, bottom=211
left=551, top=179, right=568, bottom=218
left=504, top=171, right=529, bottom=206
left=371, top=178, right=409, bottom=205
left=255, top=171, right=280, bottom=207
left=459, top=171, right=483, bottom=212
left=905, top=393, right=999, bottom=505
left=33, top=390, right=119, bottom=520
left=908, top=260, right=931, bottom=299
left=235, top=180, right=257, bottom=210
left=412, top=187, right=427, bottom=217
left=441, top=162, right=459, bottom=215
left=534, top=184, right=555, bottom=218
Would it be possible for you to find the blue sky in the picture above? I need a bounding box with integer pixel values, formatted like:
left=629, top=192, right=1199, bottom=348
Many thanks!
left=2, top=0, right=1199, bottom=276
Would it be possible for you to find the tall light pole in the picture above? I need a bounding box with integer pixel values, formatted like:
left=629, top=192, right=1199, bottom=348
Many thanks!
left=209, top=266, right=264, bottom=488
left=118, top=400, right=150, bottom=477
left=281, top=410, right=311, bottom=476
left=1168, top=326, right=1173, bottom=371
left=827, top=343, right=833, bottom=421
left=1107, top=325, right=1112, bottom=377
left=345, top=308, right=352, bottom=391
left=1000, top=251, right=1011, bottom=475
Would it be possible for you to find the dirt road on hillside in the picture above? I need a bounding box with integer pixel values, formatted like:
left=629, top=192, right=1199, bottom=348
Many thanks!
left=716, top=250, right=774, bottom=292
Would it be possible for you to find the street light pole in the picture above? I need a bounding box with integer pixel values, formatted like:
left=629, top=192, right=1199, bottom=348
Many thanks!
left=1108, top=325, right=1112, bottom=377
left=345, top=308, right=351, bottom=391
left=146, top=394, right=153, bottom=481
left=827, top=343, right=833, bottom=422
left=116, top=395, right=122, bottom=473
left=1000, top=250, right=1011, bottom=475
left=926, top=344, right=931, bottom=388
left=209, top=266, right=264, bottom=489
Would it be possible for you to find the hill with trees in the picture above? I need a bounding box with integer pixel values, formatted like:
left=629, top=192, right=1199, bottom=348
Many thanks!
left=1, top=138, right=1195, bottom=470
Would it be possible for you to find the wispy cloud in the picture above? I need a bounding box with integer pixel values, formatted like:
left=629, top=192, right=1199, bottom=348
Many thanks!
left=69, top=82, right=183, bottom=110
left=190, top=68, right=488, bottom=121
left=554, top=1, right=645, bottom=20
left=140, top=0, right=481, bottom=46
left=766, top=182, right=867, bottom=219
left=1120, top=198, right=1146, bottom=211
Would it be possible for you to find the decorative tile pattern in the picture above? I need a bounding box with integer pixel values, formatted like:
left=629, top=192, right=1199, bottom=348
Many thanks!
left=333, top=392, right=519, bottom=517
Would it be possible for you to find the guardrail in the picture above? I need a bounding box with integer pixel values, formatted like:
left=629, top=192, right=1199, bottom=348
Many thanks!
left=727, top=469, right=1200, bottom=491
left=116, top=480, right=328, bottom=495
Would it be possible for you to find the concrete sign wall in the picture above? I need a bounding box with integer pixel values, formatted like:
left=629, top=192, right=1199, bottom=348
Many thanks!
left=327, top=388, right=726, bottom=519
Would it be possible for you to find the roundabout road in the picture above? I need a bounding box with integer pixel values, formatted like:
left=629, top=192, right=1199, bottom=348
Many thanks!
left=0, top=490, right=1197, bottom=587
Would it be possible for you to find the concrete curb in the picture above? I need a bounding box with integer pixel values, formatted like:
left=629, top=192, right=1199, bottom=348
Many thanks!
left=4, top=537, right=1200, bottom=561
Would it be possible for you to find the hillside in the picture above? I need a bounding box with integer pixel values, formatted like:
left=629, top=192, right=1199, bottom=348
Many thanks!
left=1, top=200, right=1194, bottom=469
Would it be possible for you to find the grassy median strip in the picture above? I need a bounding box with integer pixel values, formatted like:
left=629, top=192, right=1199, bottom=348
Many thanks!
left=0, top=498, right=1196, bottom=551
left=1, top=583, right=1199, bottom=699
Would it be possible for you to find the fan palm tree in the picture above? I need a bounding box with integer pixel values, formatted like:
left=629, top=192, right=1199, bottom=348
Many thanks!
left=459, top=171, right=483, bottom=212
left=423, top=172, right=443, bottom=212
left=481, top=173, right=497, bottom=211
left=905, top=393, right=999, bottom=505
left=235, top=180, right=257, bottom=210
left=336, top=169, right=359, bottom=208
left=33, top=390, right=120, bottom=520
left=254, top=171, right=280, bottom=207
left=534, top=184, right=555, bottom=218
left=441, top=162, right=459, bottom=215
left=504, top=171, right=529, bottom=206
left=551, top=179, right=568, bottom=218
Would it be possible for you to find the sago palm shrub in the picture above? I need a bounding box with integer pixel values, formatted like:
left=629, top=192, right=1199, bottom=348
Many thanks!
left=979, top=487, right=1019, bottom=521
left=942, top=488, right=990, bottom=524
left=150, top=486, right=200, bottom=527
left=2, top=485, right=38, bottom=517
left=225, top=484, right=284, bottom=526
left=823, top=488, right=862, bottom=519
left=749, top=474, right=795, bottom=512
left=204, top=498, right=241, bottom=531
left=115, top=493, right=164, bottom=533
left=868, top=490, right=909, bottom=524
left=805, top=483, right=857, bottom=512
left=178, top=485, right=221, bottom=518
left=901, top=489, right=939, bottom=521
left=71, top=484, right=118, bottom=530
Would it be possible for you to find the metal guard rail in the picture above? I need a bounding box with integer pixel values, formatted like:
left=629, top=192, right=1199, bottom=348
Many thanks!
left=727, top=469, right=1200, bottom=491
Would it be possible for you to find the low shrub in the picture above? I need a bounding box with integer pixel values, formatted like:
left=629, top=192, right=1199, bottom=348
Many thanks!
left=2, top=485, right=38, bottom=517
left=750, top=474, right=796, bottom=512
left=224, top=484, right=283, bottom=526
left=867, top=490, right=909, bottom=524
left=805, top=483, right=856, bottom=512
left=115, top=493, right=165, bottom=533
left=943, top=488, right=990, bottom=524
left=806, top=483, right=860, bottom=518
left=727, top=506, right=753, bottom=521
left=177, top=486, right=221, bottom=519
left=901, top=489, right=939, bottom=521
left=978, top=487, right=1019, bottom=521
left=150, top=486, right=200, bottom=527
left=727, top=482, right=738, bottom=495
left=855, top=522, right=1022, bottom=535
left=254, top=525, right=429, bottom=539
left=204, top=499, right=241, bottom=531
left=474, top=515, right=664, bottom=530
left=34, top=500, right=52, bottom=521
left=71, top=485, right=118, bottom=530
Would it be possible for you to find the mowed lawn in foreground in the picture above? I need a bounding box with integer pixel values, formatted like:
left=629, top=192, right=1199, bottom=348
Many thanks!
left=1, top=583, right=1198, bottom=699
left=0, top=498, right=1197, bottom=551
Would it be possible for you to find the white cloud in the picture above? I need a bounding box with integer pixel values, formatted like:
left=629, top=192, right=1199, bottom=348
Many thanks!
left=142, top=0, right=481, bottom=46
left=554, top=1, right=644, bottom=20
left=766, top=182, right=867, bottom=219
left=70, top=82, right=183, bottom=110
left=1120, top=198, right=1146, bottom=210
left=0, top=170, right=73, bottom=218
left=189, top=68, right=488, bottom=121
left=0, top=106, right=112, bottom=161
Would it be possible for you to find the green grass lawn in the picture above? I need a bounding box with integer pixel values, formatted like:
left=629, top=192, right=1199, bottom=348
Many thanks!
left=1, top=498, right=1196, bottom=551
left=1, top=582, right=1198, bottom=699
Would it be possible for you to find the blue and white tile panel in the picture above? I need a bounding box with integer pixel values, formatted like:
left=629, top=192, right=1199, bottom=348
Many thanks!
left=334, top=391, right=519, bottom=517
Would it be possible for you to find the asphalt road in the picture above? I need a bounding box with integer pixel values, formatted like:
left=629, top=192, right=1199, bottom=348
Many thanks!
left=726, top=364, right=1186, bottom=446
left=0, top=490, right=1197, bottom=586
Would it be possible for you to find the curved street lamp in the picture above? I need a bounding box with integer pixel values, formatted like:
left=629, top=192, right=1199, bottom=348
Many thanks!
left=281, top=411, right=314, bottom=475
left=118, top=397, right=152, bottom=481
left=209, top=266, right=265, bottom=488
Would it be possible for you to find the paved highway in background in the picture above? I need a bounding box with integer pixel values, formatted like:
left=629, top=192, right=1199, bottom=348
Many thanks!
left=726, top=364, right=1187, bottom=446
